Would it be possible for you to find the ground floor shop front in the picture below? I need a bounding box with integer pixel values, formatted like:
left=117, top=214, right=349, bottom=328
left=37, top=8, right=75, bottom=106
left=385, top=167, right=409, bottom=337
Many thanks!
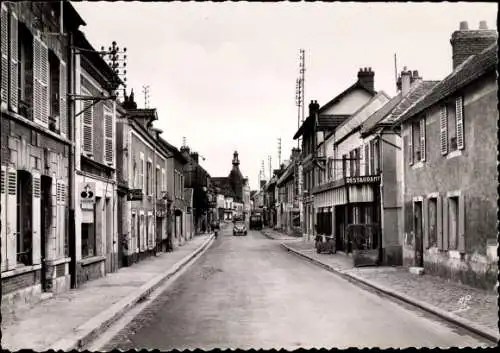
left=313, top=180, right=385, bottom=259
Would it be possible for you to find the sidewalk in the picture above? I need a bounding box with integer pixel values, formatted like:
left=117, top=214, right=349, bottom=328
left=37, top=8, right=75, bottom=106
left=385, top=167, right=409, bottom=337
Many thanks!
left=1, top=234, right=214, bottom=352
left=261, top=227, right=302, bottom=241
left=282, top=241, right=499, bottom=343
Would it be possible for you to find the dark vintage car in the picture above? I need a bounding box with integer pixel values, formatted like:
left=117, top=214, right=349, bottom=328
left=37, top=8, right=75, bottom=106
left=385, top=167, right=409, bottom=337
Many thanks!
left=249, top=214, right=263, bottom=230
left=233, top=221, right=247, bottom=236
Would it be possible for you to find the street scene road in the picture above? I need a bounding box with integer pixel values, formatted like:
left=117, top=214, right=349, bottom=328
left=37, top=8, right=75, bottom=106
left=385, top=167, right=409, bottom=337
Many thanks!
left=96, top=226, right=490, bottom=351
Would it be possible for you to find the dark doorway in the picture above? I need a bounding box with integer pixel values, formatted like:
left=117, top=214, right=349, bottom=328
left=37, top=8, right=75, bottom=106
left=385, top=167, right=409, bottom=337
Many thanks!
left=335, top=206, right=345, bottom=252
left=40, top=175, right=52, bottom=292
left=414, top=201, right=424, bottom=267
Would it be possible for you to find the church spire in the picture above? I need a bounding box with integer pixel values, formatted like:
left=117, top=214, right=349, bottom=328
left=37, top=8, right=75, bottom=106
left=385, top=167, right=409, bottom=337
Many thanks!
left=232, top=151, right=240, bottom=167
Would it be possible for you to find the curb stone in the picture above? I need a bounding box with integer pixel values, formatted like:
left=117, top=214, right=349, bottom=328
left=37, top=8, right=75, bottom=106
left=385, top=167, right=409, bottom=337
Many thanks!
left=280, top=243, right=499, bottom=344
left=50, top=234, right=215, bottom=352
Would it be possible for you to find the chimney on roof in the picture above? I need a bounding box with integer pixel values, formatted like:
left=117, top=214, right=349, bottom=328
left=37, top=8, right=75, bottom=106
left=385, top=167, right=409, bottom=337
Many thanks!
left=396, top=67, right=423, bottom=96
left=190, top=152, right=199, bottom=164
left=450, top=20, right=497, bottom=69
left=357, top=67, right=375, bottom=92
left=260, top=180, right=266, bottom=189
left=291, top=147, right=301, bottom=161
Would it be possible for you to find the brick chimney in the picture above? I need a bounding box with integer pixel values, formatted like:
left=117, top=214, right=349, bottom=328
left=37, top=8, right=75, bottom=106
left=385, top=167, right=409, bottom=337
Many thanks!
left=396, top=67, right=423, bottom=96
left=260, top=180, right=266, bottom=189
left=190, top=152, right=199, bottom=164
left=291, top=147, right=301, bottom=161
left=450, top=20, right=498, bottom=70
left=357, top=67, right=375, bottom=91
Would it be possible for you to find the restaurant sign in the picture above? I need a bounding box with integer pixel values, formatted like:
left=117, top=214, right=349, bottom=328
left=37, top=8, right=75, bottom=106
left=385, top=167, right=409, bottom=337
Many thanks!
left=128, top=189, right=144, bottom=201
left=345, top=175, right=380, bottom=185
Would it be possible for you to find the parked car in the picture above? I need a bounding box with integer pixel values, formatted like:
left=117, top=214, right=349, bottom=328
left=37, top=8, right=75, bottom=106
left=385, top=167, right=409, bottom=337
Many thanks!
left=249, top=214, right=263, bottom=230
left=233, top=221, right=247, bottom=236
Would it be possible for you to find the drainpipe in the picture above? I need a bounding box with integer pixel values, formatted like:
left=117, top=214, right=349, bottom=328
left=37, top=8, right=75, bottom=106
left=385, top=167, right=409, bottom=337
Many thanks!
left=67, top=28, right=77, bottom=288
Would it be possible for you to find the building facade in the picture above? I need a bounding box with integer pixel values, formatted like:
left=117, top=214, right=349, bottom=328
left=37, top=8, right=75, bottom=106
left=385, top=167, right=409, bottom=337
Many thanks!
left=1, top=1, right=84, bottom=309
left=73, top=29, right=121, bottom=285
left=294, top=68, right=378, bottom=241
left=312, top=91, right=390, bottom=253
left=394, top=23, right=498, bottom=290
left=115, top=94, right=171, bottom=266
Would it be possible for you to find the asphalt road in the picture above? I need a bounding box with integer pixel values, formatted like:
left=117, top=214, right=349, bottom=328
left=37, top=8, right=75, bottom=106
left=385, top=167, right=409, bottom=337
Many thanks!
left=99, top=226, right=490, bottom=350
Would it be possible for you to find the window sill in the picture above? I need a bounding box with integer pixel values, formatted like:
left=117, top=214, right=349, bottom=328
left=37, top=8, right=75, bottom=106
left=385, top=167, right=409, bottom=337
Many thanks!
left=411, top=161, right=424, bottom=169
left=1, top=264, right=42, bottom=279
left=44, top=257, right=71, bottom=266
left=1, top=108, right=72, bottom=146
left=79, top=255, right=106, bottom=266
left=446, top=150, right=462, bottom=160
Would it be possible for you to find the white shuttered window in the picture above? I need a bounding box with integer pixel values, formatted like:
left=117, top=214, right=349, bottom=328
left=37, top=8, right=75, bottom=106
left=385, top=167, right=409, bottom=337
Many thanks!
left=1, top=4, right=8, bottom=106
left=81, top=87, right=93, bottom=155
left=59, top=61, right=67, bottom=137
left=456, top=96, right=464, bottom=150
left=440, top=105, right=448, bottom=155
left=104, top=104, right=113, bottom=165
left=9, top=12, right=18, bottom=113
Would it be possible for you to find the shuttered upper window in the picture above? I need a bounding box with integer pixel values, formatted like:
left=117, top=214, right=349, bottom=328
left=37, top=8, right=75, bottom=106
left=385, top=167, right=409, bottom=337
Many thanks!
left=1, top=4, right=8, bottom=107
left=440, top=97, right=464, bottom=156
left=81, top=87, right=93, bottom=155
left=103, top=103, right=113, bottom=165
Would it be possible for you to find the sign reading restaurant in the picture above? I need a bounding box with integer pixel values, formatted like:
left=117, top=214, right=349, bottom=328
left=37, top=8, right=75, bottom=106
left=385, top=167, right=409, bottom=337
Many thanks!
left=345, top=175, right=381, bottom=185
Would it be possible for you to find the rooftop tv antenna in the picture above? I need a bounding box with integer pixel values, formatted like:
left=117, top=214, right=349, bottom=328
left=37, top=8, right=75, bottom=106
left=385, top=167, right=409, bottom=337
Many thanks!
left=296, top=49, right=306, bottom=148
left=278, top=138, right=282, bottom=167
left=142, top=85, right=150, bottom=108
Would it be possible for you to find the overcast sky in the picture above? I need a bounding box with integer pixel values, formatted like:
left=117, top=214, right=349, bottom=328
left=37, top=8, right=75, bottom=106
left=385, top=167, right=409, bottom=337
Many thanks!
left=72, top=1, right=496, bottom=190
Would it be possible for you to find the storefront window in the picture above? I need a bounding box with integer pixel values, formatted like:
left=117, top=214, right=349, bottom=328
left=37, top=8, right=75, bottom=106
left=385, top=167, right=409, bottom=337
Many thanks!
left=81, top=222, right=96, bottom=258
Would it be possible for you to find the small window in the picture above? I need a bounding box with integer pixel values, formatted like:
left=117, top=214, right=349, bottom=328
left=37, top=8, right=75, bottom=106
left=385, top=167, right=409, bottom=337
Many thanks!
left=81, top=222, right=96, bottom=258
left=448, top=196, right=459, bottom=250
left=428, top=197, right=438, bottom=247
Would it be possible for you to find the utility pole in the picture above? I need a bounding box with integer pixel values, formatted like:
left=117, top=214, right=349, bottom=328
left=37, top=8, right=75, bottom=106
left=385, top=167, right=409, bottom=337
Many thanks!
left=101, top=41, right=127, bottom=101
left=278, top=138, right=282, bottom=167
left=142, top=85, right=150, bottom=108
left=394, top=53, right=398, bottom=92
left=268, top=155, right=272, bottom=180
left=296, top=49, right=306, bottom=149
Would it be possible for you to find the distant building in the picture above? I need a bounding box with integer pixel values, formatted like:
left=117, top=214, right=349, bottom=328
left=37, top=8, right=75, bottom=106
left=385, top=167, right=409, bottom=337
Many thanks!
left=212, top=151, right=251, bottom=221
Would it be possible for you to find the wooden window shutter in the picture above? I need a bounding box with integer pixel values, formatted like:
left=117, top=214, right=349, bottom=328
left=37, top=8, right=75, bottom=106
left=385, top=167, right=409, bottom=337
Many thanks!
left=9, top=11, right=18, bottom=113
left=1, top=4, right=8, bottom=107
left=420, top=117, right=426, bottom=162
left=440, top=105, right=448, bottom=155
left=6, top=168, right=17, bottom=270
left=436, top=195, right=443, bottom=250
left=423, top=197, right=429, bottom=249
left=40, top=39, right=49, bottom=126
left=162, top=168, right=166, bottom=191
left=408, top=124, right=414, bottom=165
left=442, top=197, right=449, bottom=250
left=364, top=144, right=369, bottom=175
left=59, top=180, right=66, bottom=258
left=104, top=104, right=113, bottom=165
left=1, top=166, right=7, bottom=271
left=456, top=96, right=464, bottom=150
left=59, top=60, right=67, bottom=138
left=458, top=194, right=465, bottom=253
left=32, top=171, right=41, bottom=264
left=81, top=88, right=93, bottom=155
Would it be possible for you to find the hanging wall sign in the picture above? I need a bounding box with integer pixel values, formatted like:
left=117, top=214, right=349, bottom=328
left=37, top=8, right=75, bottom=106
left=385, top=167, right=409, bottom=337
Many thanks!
left=80, top=182, right=96, bottom=210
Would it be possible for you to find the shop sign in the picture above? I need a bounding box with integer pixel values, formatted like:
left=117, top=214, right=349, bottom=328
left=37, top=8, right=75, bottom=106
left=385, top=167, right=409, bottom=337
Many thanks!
left=128, top=189, right=144, bottom=201
left=80, top=182, right=96, bottom=210
left=345, top=175, right=380, bottom=185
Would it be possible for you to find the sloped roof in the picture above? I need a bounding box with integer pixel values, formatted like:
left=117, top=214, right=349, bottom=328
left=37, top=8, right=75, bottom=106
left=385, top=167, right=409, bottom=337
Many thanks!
left=333, top=91, right=391, bottom=144
left=361, top=80, right=439, bottom=136
left=317, top=114, right=351, bottom=131
left=157, top=137, right=188, bottom=164
left=396, top=43, right=498, bottom=124
left=277, top=161, right=296, bottom=186
left=293, top=80, right=377, bottom=140
left=360, top=93, right=403, bottom=135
